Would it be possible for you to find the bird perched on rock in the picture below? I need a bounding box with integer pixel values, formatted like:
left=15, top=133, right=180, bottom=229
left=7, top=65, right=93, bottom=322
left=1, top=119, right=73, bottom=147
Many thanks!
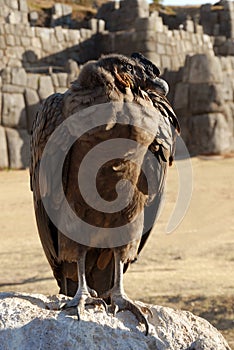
left=30, top=53, right=180, bottom=335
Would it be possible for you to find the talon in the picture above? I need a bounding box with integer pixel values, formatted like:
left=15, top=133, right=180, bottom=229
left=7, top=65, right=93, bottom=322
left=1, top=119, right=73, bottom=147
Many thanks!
left=60, top=294, right=107, bottom=320
left=86, top=297, right=108, bottom=313
left=111, top=304, right=119, bottom=316
left=135, top=302, right=153, bottom=318
left=106, top=292, right=150, bottom=335
left=88, top=287, right=98, bottom=298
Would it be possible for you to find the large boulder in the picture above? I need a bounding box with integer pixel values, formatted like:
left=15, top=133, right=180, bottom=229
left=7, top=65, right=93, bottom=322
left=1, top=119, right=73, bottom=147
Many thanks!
left=0, top=126, right=9, bottom=168
left=5, top=128, right=30, bottom=168
left=182, top=54, right=223, bottom=84
left=188, top=113, right=233, bottom=155
left=0, top=292, right=231, bottom=350
left=2, top=92, right=27, bottom=129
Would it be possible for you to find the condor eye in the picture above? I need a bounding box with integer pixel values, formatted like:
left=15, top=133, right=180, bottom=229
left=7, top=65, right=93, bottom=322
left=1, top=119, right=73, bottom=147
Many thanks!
left=126, top=64, right=133, bottom=72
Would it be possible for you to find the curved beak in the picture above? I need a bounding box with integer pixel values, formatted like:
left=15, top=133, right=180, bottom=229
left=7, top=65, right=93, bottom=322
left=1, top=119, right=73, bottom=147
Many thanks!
left=147, top=76, right=169, bottom=96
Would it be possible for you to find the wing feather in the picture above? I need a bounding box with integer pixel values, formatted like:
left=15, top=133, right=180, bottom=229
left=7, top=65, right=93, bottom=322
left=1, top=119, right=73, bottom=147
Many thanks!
left=30, top=93, right=66, bottom=284
left=124, top=90, right=179, bottom=272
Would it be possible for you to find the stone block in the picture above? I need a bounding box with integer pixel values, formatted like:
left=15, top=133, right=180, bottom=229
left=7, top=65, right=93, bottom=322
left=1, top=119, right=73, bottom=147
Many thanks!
left=4, top=23, right=14, bottom=35
left=5, top=0, right=18, bottom=10
left=155, top=17, right=164, bottom=32
left=29, top=11, right=38, bottom=25
left=188, top=113, right=233, bottom=155
left=11, top=67, right=27, bottom=86
left=222, top=73, right=233, bottom=101
left=68, top=30, right=80, bottom=44
left=8, top=11, right=22, bottom=24
left=2, top=84, right=25, bottom=93
left=57, top=73, right=68, bottom=87
left=27, top=73, right=40, bottom=91
left=135, top=18, right=148, bottom=31
left=185, top=19, right=194, bottom=33
left=6, top=35, right=15, bottom=46
left=0, top=36, right=6, bottom=49
left=7, top=58, right=22, bottom=68
left=24, top=88, right=40, bottom=132
left=98, top=19, right=105, bottom=33
left=21, top=36, right=31, bottom=47
left=41, top=37, right=51, bottom=53
left=50, top=32, right=58, bottom=47
left=55, top=87, right=67, bottom=94
left=5, top=127, right=30, bottom=169
left=6, top=46, right=24, bottom=60
left=189, top=83, right=224, bottom=115
left=183, top=54, right=223, bottom=84
left=227, top=41, right=234, bottom=55
left=184, top=40, right=193, bottom=52
left=156, top=43, right=166, bottom=55
left=2, top=92, right=27, bottom=128
left=89, top=18, right=98, bottom=33
left=219, top=57, right=233, bottom=72
left=161, top=55, right=171, bottom=70
left=214, top=36, right=226, bottom=47
left=38, top=76, right=54, bottom=100
left=174, top=82, right=189, bottom=111
left=170, top=55, right=181, bottom=70
left=51, top=73, right=59, bottom=87
left=216, top=42, right=228, bottom=56
left=165, top=45, right=172, bottom=55
left=156, top=32, right=167, bottom=45
left=25, top=27, right=35, bottom=38
left=1, top=67, right=12, bottom=84
left=14, top=36, right=21, bottom=45
left=31, top=37, right=41, bottom=49
left=0, top=126, right=9, bottom=168
left=61, top=28, right=69, bottom=42
left=55, top=26, right=64, bottom=42
left=19, top=0, right=28, bottom=12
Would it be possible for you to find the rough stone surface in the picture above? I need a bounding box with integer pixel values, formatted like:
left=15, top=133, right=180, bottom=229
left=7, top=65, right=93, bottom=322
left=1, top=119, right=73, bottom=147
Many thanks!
left=189, top=83, right=224, bottom=115
left=0, top=125, right=8, bottom=168
left=24, top=88, right=40, bottom=132
left=2, top=92, right=27, bottom=128
left=27, top=74, right=39, bottom=90
left=0, top=293, right=231, bottom=350
left=183, top=54, right=223, bottom=84
left=11, top=67, right=27, bottom=86
left=188, top=113, right=233, bottom=154
left=38, top=76, right=54, bottom=100
left=5, top=127, right=30, bottom=168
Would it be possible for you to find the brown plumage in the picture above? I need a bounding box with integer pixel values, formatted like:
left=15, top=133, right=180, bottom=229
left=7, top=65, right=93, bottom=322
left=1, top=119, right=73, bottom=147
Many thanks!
left=30, top=53, right=180, bottom=335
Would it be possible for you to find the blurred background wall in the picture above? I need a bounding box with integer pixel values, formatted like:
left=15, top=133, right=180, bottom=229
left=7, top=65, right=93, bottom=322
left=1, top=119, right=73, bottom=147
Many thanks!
left=0, top=0, right=233, bottom=168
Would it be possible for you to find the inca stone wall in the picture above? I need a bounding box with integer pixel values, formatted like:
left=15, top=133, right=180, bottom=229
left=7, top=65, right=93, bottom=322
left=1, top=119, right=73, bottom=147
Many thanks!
left=0, top=65, right=79, bottom=168
left=0, top=5, right=103, bottom=70
left=96, top=12, right=213, bottom=71
left=0, top=0, right=234, bottom=168
left=172, top=54, right=234, bottom=155
left=0, top=0, right=213, bottom=71
left=200, top=0, right=234, bottom=39
left=159, top=0, right=234, bottom=56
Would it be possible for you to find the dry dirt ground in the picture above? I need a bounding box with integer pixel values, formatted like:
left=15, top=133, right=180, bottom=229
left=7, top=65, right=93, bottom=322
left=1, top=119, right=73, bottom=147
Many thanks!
left=0, top=157, right=233, bottom=347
